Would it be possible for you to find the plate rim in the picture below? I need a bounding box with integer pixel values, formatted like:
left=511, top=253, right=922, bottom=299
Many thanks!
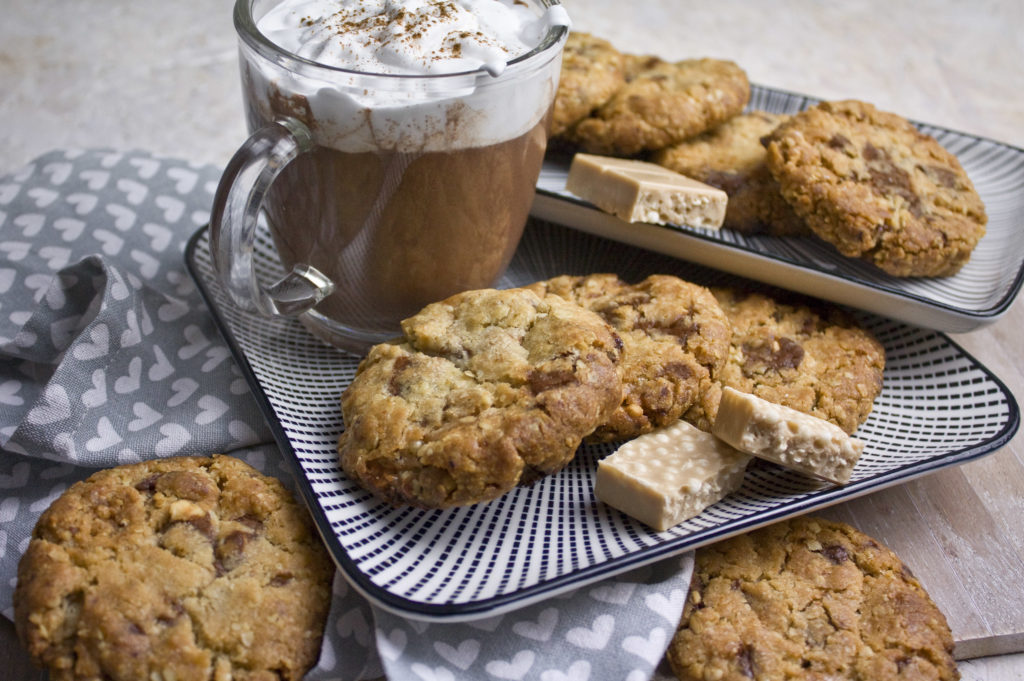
left=185, top=225, right=1021, bottom=622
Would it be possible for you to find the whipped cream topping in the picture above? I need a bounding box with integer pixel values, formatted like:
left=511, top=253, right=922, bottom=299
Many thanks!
left=258, top=0, right=559, bottom=76
left=245, top=0, right=570, bottom=152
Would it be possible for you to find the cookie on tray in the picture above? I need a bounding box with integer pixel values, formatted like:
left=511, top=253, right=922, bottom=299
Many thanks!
left=526, top=274, right=731, bottom=442
left=568, top=57, right=750, bottom=156
left=653, top=111, right=809, bottom=236
left=686, top=288, right=885, bottom=434
left=764, top=99, right=987, bottom=277
left=551, top=32, right=628, bottom=138
left=13, top=455, right=334, bottom=681
left=667, top=515, right=959, bottom=681
left=338, top=287, right=623, bottom=508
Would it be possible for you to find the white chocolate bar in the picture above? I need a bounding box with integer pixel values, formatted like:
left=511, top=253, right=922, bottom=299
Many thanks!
left=712, top=387, right=864, bottom=484
left=566, top=153, right=727, bottom=228
left=594, top=419, right=751, bottom=531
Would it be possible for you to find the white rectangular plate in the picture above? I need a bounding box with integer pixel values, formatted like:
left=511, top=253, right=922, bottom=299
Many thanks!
left=533, top=85, right=1024, bottom=333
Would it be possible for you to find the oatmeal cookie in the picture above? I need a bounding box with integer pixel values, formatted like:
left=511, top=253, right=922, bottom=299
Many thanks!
left=764, top=99, right=987, bottom=277
left=653, top=111, right=809, bottom=236
left=568, top=57, right=750, bottom=156
left=667, top=515, right=959, bottom=681
left=338, top=287, right=623, bottom=508
left=13, top=455, right=334, bottom=681
left=686, top=288, right=884, bottom=434
left=526, top=274, right=731, bottom=442
left=551, top=32, right=628, bottom=137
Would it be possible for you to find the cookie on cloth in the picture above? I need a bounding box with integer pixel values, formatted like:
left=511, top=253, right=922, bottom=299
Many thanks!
left=652, top=110, right=809, bottom=236
left=764, top=99, right=987, bottom=277
left=551, top=32, right=628, bottom=137
left=685, top=287, right=885, bottom=435
left=667, top=515, right=959, bottom=681
left=526, top=274, right=731, bottom=442
left=338, top=287, right=623, bottom=508
left=13, top=455, right=334, bottom=681
left=568, top=57, right=750, bottom=156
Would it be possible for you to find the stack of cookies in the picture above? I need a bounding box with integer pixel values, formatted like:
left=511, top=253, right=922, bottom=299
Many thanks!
left=337, top=275, right=885, bottom=510
left=553, top=32, right=988, bottom=278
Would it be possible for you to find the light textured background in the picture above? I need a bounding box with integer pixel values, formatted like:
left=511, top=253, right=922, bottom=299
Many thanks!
left=2, top=1, right=1023, bottom=678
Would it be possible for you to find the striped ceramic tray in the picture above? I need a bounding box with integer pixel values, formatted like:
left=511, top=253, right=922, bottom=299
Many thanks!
left=533, top=84, right=1024, bottom=333
left=187, top=212, right=1018, bottom=621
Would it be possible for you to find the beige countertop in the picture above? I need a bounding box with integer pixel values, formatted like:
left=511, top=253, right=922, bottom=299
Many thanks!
left=3, top=1, right=1023, bottom=679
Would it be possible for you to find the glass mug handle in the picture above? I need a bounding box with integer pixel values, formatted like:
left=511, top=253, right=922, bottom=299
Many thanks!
left=210, top=116, right=335, bottom=317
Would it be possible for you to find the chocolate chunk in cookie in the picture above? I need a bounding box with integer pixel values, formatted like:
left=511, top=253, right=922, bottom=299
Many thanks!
left=667, top=516, right=959, bottom=681
left=568, top=57, right=750, bottom=156
left=653, top=111, right=809, bottom=236
left=551, top=32, right=628, bottom=138
left=14, top=455, right=334, bottom=681
left=686, top=288, right=885, bottom=434
left=338, top=287, right=623, bottom=508
left=764, top=99, right=987, bottom=277
left=527, top=274, right=731, bottom=442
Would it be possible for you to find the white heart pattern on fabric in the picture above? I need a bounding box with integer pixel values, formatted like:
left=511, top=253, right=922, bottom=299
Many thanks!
left=336, top=606, right=373, bottom=647
left=42, top=162, right=72, bottom=186
left=167, top=167, right=199, bottom=194
left=53, top=216, right=85, bottom=241
left=377, top=628, right=408, bottom=662
left=148, top=345, right=175, bottom=382
left=81, top=369, right=108, bottom=408
left=106, top=203, right=137, bottom=231
left=621, top=626, right=667, bottom=666
left=117, top=177, right=148, bottom=204
left=26, top=384, right=72, bottom=425
left=512, top=607, right=559, bottom=642
left=114, top=356, right=143, bottom=394
left=155, top=423, right=191, bottom=456
left=566, top=614, right=615, bottom=651
left=86, top=416, right=123, bottom=452
left=66, top=192, right=98, bottom=215
left=195, top=395, right=229, bottom=425
left=13, top=213, right=44, bottom=238
left=433, top=638, right=480, bottom=671
left=485, top=650, right=535, bottom=680
left=588, top=581, right=636, bottom=606
left=645, top=588, right=686, bottom=625
left=72, top=323, right=110, bottom=361
left=128, top=402, right=162, bottom=432
left=0, top=379, right=24, bottom=407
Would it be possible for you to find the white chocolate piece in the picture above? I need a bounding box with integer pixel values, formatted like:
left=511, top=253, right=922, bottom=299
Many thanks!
left=566, top=153, right=728, bottom=228
left=595, top=419, right=751, bottom=531
left=712, top=387, right=865, bottom=484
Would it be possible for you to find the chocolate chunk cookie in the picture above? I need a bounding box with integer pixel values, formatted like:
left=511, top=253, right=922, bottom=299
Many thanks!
left=667, top=516, right=959, bottom=681
left=526, top=274, right=731, bottom=442
left=338, top=287, right=623, bottom=508
left=653, top=111, right=809, bottom=236
left=687, top=288, right=885, bottom=434
left=551, top=32, right=628, bottom=138
left=764, top=99, right=987, bottom=277
left=14, top=455, right=334, bottom=681
left=568, top=58, right=750, bottom=156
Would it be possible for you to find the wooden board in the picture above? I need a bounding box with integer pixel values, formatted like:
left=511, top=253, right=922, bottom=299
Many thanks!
left=817, top=297, right=1024, bottom=660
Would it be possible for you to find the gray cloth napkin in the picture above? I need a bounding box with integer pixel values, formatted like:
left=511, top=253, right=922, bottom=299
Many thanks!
left=0, top=149, right=691, bottom=680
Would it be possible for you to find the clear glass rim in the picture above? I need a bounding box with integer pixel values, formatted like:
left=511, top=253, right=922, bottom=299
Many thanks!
left=234, top=0, right=568, bottom=82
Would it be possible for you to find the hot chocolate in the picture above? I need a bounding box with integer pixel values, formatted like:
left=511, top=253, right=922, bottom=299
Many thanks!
left=212, top=0, right=569, bottom=351
left=254, top=107, right=550, bottom=336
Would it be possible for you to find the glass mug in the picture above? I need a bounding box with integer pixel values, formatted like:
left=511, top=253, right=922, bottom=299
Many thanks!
left=211, top=0, right=570, bottom=354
